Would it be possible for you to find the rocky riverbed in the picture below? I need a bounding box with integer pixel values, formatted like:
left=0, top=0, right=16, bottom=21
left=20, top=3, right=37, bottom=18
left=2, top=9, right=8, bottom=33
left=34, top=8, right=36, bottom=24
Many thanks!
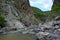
left=0, top=20, right=60, bottom=40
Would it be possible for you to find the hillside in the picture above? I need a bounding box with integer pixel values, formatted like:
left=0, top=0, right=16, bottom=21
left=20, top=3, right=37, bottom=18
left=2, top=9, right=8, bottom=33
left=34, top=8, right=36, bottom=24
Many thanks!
left=31, top=3, right=60, bottom=22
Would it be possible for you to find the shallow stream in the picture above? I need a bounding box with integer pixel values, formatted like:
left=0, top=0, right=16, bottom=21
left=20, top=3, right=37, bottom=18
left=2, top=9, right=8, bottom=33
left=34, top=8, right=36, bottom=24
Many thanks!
left=0, top=33, right=36, bottom=40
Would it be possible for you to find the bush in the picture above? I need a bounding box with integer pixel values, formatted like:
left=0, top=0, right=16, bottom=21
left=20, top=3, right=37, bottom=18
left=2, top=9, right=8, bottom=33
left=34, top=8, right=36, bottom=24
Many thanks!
left=32, top=6, right=60, bottom=21
left=0, top=16, right=7, bottom=28
left=52, top=4, right=60, bottom=13
left=31, top=7, right=51, bottom=22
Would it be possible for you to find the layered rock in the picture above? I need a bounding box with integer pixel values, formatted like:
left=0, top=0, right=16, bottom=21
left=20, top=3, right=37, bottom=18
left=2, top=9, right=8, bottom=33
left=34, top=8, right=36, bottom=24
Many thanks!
left=14, top=0, right=31, bottom=13
left=13, top=0, right=38, bottom=27
left=0, top=0, right=38, bottom=29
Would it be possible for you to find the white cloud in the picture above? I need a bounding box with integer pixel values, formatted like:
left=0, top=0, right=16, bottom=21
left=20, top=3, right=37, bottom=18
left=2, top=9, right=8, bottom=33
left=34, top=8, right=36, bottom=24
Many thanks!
left=30, top=1, right=41, bottom=6
left=29, top=0, right=53, bottom=11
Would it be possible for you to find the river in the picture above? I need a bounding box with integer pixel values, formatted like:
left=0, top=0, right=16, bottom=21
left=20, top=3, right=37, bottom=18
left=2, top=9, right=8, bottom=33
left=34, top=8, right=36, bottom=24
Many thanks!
left=0, top=33, right=36, bottom=40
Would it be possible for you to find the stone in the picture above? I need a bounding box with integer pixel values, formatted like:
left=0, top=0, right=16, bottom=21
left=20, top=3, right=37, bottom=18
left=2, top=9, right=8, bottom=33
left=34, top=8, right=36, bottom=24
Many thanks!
left=36, top=32, right=50, bottom=39
left=53, top=16, right=60, bottom=26
left=57, top=29, right=60, bottom=31
left=55, top=16, right=60, bottom=20
left=54, top=25, right=59, bottom=29
left=13, top=0, right=38, bottom=27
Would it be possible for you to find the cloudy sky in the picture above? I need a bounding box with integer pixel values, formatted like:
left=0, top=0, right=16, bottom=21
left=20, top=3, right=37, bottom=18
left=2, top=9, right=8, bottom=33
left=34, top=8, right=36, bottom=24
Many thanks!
left=29, top=0, right=53, bottom=11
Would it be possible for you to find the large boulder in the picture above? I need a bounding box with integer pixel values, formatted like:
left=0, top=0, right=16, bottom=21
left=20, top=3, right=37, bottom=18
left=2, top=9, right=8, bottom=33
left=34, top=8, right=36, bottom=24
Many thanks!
left=36, top=32, right=50, bottom=40
left=53, top=16, right=60, bottom=26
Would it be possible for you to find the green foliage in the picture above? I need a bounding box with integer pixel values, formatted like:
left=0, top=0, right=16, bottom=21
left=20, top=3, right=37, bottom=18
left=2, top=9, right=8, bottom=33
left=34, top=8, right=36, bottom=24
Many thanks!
left=0, top=7, right=6, bottom=28
left=31, top=7, right=51, bottom=22
left=32, top=7, right=45, bottom=17
left=0, top=16, right=7, bottom=28
left=32, top=4, right=60, bottom=22
left=51, top=4, right=60, bottom=19
left=52, top=4, right=60, bottom=13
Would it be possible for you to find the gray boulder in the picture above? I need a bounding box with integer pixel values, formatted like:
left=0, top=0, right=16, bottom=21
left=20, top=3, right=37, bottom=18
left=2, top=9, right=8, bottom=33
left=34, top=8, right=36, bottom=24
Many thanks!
left=36, top=32, right=50, bottom=39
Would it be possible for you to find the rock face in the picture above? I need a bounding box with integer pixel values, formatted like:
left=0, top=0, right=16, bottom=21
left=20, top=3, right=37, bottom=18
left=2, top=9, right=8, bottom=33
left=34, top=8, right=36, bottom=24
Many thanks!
left=14, top=0, right=32, bottom=13
left=13, top=0, right=38, bottom=27
left=0, top=0, right=38, bottom=29
left=53, top=0, right=60, bottom=5
left=53, top=0, right=60, bottom=7
left=52, top=0, right=60, bottom=26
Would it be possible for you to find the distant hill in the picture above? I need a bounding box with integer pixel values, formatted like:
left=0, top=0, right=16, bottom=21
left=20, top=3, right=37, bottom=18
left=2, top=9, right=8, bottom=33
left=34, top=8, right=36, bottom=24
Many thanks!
left=31, top=4, right=60, bottom=22
left=31, top=6, right=51, bottom=22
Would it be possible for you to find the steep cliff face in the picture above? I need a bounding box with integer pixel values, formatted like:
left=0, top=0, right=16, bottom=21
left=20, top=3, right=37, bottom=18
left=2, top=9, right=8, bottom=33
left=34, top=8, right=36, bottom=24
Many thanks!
left=53, top=0, right=60, bottom=6
left=14, top=0, right=32, bottom=13
left=13, top=0, right=38, bottom=26
left=0, top=0, right=38, bottom=28
left=54, top=0, right=60, bottom=4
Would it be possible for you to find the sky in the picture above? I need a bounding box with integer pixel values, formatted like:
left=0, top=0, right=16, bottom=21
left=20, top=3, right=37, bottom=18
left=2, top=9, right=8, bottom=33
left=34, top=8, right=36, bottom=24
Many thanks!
left=29, top=0, right=53, bottom=11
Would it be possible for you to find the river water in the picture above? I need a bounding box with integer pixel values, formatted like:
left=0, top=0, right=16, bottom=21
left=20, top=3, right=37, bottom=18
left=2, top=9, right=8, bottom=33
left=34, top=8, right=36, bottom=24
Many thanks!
left=0, top=33, right=36, bottom=40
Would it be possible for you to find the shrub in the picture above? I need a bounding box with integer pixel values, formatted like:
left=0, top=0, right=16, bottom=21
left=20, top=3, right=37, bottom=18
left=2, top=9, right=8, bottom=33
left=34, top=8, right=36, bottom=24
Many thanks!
left=52, top=4, right=60, bottom=13
left=31, top=7, right=51, bottom=22
left=0, top=16, right=7, bottom=28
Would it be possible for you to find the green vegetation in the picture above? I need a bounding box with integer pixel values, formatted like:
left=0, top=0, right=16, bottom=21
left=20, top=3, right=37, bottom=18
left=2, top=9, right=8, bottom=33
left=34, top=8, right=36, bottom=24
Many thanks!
left=0, top=7, right=7, bottom=28
left=32, top=4, right=60, bottom=22
left=32, top=7, right=51, bottom=22
left=52, top=4, right=60, bottom=13
left=0, top=16, right=7, bottom=28
left=32, top=7, right=45, bottom=18
left=51, top=4, right=60, bottom=17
